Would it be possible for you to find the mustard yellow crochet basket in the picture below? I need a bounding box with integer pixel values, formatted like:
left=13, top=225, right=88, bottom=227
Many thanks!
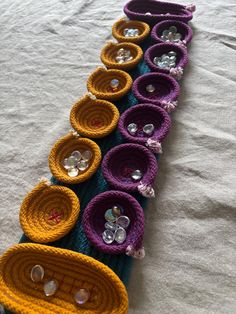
left=0, top=243, right=128, bottom=314
left=70, top=94, right=119, bottom=138
left=19, top=180, right=80, bottom=243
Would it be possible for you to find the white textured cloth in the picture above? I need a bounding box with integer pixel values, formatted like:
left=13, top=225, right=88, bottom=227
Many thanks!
left=0, top=0, right=235, bottom=313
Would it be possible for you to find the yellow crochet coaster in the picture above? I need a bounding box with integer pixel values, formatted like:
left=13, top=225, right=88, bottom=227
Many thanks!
left=0, top=244, right=129, bottom=314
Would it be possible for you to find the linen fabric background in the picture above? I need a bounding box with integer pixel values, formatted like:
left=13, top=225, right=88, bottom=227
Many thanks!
left=0, top=0, right=235, bottom=313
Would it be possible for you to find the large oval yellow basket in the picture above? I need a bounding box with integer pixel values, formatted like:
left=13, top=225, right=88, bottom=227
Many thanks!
left=112, top=18, right=150, bottom=44
left=70, top=94, right=119, bottom=138
left=87, top=67, right=132, bottom=101
left=19, top=181, right=80, bottom=243
left=48, top=132, right=101, bottom=184
left=100, top=42, right=143, bottom=70
left=0, top=243, right=128, bottom=314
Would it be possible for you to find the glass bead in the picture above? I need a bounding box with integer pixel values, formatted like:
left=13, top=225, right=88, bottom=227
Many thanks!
left=112, top=205, right=121, bottom=217
left=116, top=216, right=130, bottom=229
left=30, top=265, right=44, bottom=282
left=63, top=156, right=77, bottom=169
left=131, top=169, right=143, bottom=181
left=169, top=26, right=177, bottom=34
left=71, top=150, right=82, bottom=161
left=145, top=12, right=152, bottom=15
left=114, top=227, right=126, bottom=244
left=127, top=123, right=138, bottom=135
left=153, top=56, right=160, bottom=65
left=146, top=84, right=155, bottom=93
left=169, top=55, right=176, bottom=61
left=77, top=160, right=88, bottom=172
left=110, top=79, right=120, bottom=90
left=44, top=280, right=58, bottom=297
left=82, top=150, right=92, bottom=162
left=105, top=221, right=117, bottom=231
left=169, top=51, right=177, bottom=57
left=169, top=62, right=176, bottom=68
left=68, top=167, right=79, bottom=177
left=143, top=123, right=154, bottom=135
left=102, top=229, right=115, bottom=244
left=123, top=28, right=139, bottom=37
left=75, top=289, right=90, bottom=305
left=105, top=209, right=117, bottom=222
left=115, top=56, right=125, bottom=63
left=117, top=48, right=125, bottom=56
left=162, top=29, right=170, bottom=37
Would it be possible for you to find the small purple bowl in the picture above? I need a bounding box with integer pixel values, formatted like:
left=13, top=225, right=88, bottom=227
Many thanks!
left=132, top=72, right=180, bottom=110
left=82, top=190, right=145, bottom=255
left=151, top=20, right=193, bottom=45
left=144, top=43, right=188, bottom=79
left=102, top=143, right=158, bottom=194
left=118, top=103, right=171, bottom=153
left=124, top=0, right=194, bottom=25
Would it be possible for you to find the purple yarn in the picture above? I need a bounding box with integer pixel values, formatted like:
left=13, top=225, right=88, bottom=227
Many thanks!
left=82, top=190, right=145, bottom=254
left=118, top=103, right=171, bottom=145
left=132, top=72, right=180, bottom=106
left=124, top=0, right=193, bottom=25
left=144, top=43, right=188, bottom=74
left=151, top=20, right=193, bottom=44
left=102, top=143, right=158, bottom=193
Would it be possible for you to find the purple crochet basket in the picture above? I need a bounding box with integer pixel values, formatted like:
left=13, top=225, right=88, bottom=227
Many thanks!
left=124, top=0, right=194, bottom=25
left=144, top=43, right=188, bottom=79
left=82, top=190, right=145, bottom=255
left=118, top=103, right=171, bottom=153
left=132, top=72, right=180, bottom=111
left=102, top=143, right=158, bottom=195
left=151, top=19, right=193, bottom=45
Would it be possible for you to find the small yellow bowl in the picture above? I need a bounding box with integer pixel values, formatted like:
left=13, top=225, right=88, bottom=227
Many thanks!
left=112, top=18, right=150, bottom=44
left=48, top=132, right=101, bottom=184
left=0, top=243, right=129, bottom=314
left=87, top=67, right=132, bottom=101
left=70, top=94, right=119, bottom=138
left=20, top=181, right=80, bottom=243
left=100, top=42, right=143, bottom=70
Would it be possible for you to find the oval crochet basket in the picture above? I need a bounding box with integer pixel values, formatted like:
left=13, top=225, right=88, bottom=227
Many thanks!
left=87, top=67, right=132, bottom=101
left=20, top=181, right=80, bottom=243
left=144, top=42, right=188, bottom=75
left=70, top=94, right=119, bottom=138
left=132, top=72, right=180, bottom=108
left=48, top=132, right=101, bottom=184
left=100, top=42, right=143, bottom=71
left=83, top=190, right=145, bottom=255
left=151, top=20, right=193, bottom=45
left=118, top=103, right=171, bottom=147
left=0, top=243, right=128, bottom=314
left=124, top=0, right=193, bottom=25
left=102, top=143, right=158, bottom=194
left=112, top=18, right=150, bottom=44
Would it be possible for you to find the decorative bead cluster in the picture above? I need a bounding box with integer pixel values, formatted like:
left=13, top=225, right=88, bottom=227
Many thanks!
left=30, top=265, right=90, bottom=304
left=123, top=28, right=140, bottom=37
left=127, top=123, right=155, bottom=136
left=62, top=150, right=93, bottom=177
left=161, top=26, right=182, bottom=43
left=115, top=48, right=133, bottom=64
left=153, top=51, right=177, bottom=69
left=102, top=205, right=130, bottom=245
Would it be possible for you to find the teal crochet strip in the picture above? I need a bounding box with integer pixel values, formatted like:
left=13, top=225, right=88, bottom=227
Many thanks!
left=18, top=36, right=153, bottom=289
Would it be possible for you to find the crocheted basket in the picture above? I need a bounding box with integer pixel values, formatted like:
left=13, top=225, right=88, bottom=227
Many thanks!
left=48, top=132, right=101, bottom=184
left=151, top=20, right=193, bottom=46
left=83, top=190, right=145, bottom=255
left=102, top=143, right=158, bottom=197
left=124, top=0, right=194, bottom=25
left=112, top=18, right=150, bottom=44
left=118, top=103, right=171, bottom=153
left=100, top=42, right=143, bottom=71
left=0, top=243, right=128, bottom=314
left=19, top=181, right=80, bottom=243
left=70, top=94, right=119, bottom=138
left=132, top=72, right=180, bottom=112
left=144, top=43, right=188, bottom=79
left=87, top=67, right=132, bottom=101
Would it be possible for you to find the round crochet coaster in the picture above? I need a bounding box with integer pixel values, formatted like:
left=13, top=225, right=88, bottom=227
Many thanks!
left=20, top=181, right=80, bottom=243
left=83, top=190, right=145, bottom=256
left=118, top=103, right=171, bottom=153
left=100, top=42, right=143, bottom=71
left=112, top=18, right=150, bottom=44
left=124, top=0, right=194, bottom=25
left=87, top=67, right=132, bottom=101
left=102, top=143, right=158, bottom=197
left=132, top=72, right=180, bottom=111
left=151, top=20, right=193, bottom=46
left=144, top=43, right=188, bottom=80
left=0, top=243, right=128, bottom=314
left=70, top=94, right=119, bottom=138
left=48, top=132, right=101, bottom=184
